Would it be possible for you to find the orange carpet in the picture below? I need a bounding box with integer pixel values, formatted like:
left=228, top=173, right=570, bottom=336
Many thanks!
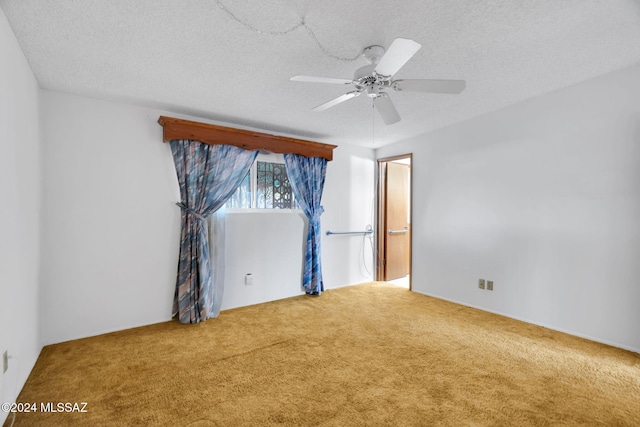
left=6, top=282, right=640, bottom=426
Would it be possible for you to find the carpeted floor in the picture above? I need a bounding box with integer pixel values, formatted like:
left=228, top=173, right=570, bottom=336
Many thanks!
left=6, top=282, right=640, bottom=426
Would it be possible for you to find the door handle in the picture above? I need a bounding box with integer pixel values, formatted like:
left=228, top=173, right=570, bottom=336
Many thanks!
left=388, top=226, right=408, bottom=235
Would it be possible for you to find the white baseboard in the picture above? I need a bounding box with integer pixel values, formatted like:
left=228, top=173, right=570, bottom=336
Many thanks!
left=411, top=289, right=640, bottom=354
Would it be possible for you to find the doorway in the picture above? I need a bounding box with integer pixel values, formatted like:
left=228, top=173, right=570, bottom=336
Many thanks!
left=376, top=154, right=412, bottom=289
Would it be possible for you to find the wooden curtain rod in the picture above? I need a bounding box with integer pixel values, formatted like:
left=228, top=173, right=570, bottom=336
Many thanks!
left=158, top=116, right=336, bottom=161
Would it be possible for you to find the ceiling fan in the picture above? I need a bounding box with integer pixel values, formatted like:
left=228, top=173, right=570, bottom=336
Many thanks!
left=291, top=38, right=466, bottom=125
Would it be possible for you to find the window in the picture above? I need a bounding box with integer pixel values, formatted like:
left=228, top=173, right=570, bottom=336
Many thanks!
left=225, top=153, right=300, bottom=210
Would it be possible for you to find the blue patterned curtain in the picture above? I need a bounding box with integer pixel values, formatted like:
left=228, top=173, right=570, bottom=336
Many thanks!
left=171, top=140, right=257, bottom=323
left=284, top=154, right=328, bottom=295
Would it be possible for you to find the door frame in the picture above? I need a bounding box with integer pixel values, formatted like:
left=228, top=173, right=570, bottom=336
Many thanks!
left=376, top=154, right=413, bottom=289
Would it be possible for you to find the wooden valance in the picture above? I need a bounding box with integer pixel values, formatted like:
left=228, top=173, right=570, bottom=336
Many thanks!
left=158, top=116, right=336, bottom=161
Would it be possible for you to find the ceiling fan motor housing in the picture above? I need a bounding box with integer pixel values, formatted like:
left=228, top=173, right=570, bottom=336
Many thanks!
left=353, top=63, right=388, bottom=97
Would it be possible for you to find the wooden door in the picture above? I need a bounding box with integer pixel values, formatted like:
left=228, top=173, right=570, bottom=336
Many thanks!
left=384, top=162, right=410, bottom=280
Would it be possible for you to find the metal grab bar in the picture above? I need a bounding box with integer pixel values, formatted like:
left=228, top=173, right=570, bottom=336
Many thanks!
left=326, top=230, right=374, bottom=236
left=388, top=226, right=408, bottom=235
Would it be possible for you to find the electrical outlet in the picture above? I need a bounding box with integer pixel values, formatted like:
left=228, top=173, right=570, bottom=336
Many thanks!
left=3, top=351, right=8, bottom=373
left=487, top=280, right=494, bottom=291
left=478, top=279, right=485, bottom=290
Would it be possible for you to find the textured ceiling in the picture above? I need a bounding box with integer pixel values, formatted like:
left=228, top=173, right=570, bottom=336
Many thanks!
left=2, top=0, right=640, bottom=148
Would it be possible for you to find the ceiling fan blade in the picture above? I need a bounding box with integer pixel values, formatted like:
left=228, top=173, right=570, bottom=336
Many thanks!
left=374, top=38, right=422, bottom=79
left=374, top=94, right=401, bottom=125
left=393, top=79, right=466, bottom=94
left=291, top=75, right=353, bottom=85
left=312, top=91, right=361, bottom=112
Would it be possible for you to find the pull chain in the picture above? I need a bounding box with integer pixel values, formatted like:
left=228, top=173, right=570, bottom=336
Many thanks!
left=372, top=99, right=376, bottom=146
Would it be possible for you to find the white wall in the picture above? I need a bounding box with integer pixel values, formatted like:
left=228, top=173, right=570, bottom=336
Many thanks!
left=39, top=91, right=180, bottom=345
left=222, top=210, right=307, bottom=310
left=0, top=8, right=42, bottom=425
left=377, top=64, right=640, bottom=352
left=322, top=143, right=377, bottom=287
left=40, top=91, right=375, bottom=344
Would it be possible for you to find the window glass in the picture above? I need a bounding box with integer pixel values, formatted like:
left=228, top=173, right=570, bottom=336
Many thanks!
left=256, top=161, right=297, bottom=209
left=224, top=154, right=300, bottom=210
